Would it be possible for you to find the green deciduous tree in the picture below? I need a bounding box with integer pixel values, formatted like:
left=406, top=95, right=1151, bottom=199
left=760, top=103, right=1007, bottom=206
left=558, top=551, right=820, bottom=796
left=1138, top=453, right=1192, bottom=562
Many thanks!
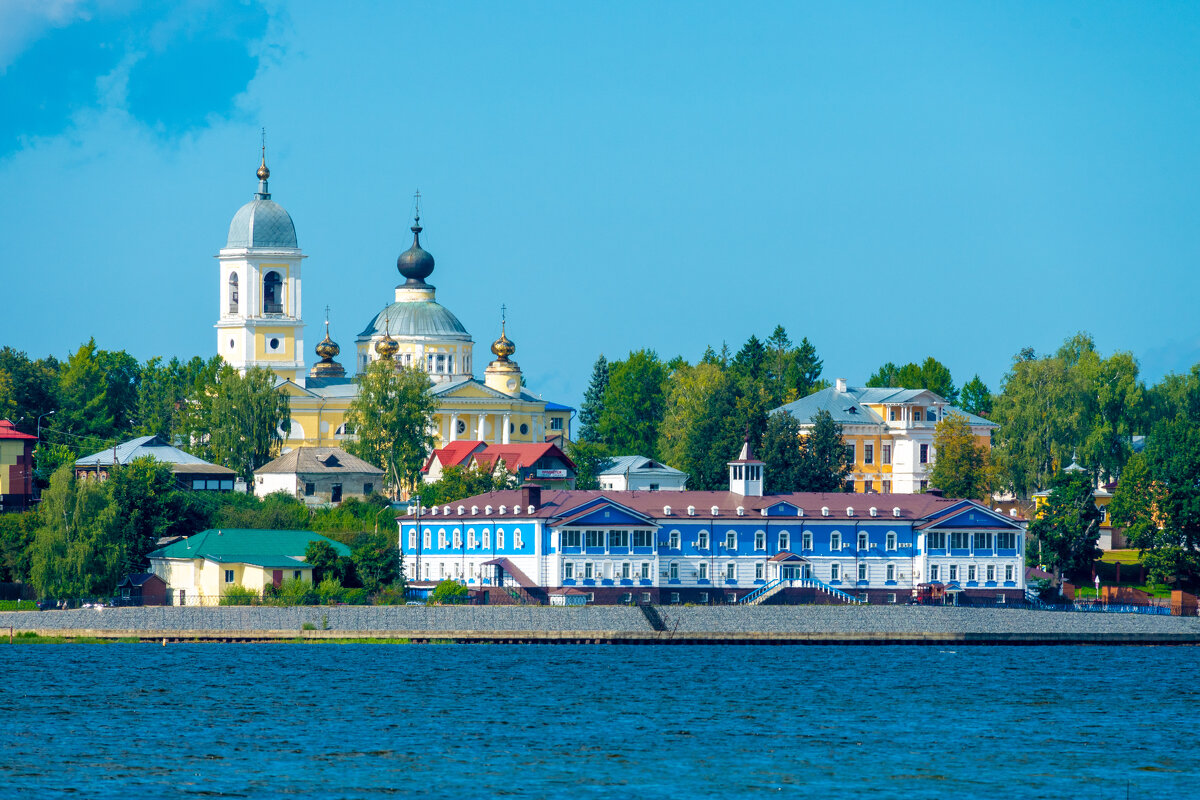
left=29, top=465, right=113, bottom=599
left=929, top=412, right=992, bottom=501
left=565, top=440, right=614, bottom=491
left=105, top=457, right=179, bottom=579
left=345, top=361, right=437, bottom=495
left=418, top=463, right=518, bottom=507
left=993, top=334, right=1148, bottom=496
left=1110, top=417, right=1200, bottom=585
left=1028, top=469, right=1102, bottom=584
left=192, top=365, right=291, bottom=482
left=596, top=350, right=667, bottom=457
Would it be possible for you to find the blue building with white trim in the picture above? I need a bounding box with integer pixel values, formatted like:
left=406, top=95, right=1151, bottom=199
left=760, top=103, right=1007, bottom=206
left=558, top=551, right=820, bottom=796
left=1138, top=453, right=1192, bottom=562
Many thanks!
left=400, top=442, right=1026, bottom=605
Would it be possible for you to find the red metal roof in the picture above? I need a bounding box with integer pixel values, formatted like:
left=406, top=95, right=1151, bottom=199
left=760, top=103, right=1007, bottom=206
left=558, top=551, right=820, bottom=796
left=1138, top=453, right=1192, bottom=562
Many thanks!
left=0, top=420, right=36, bottom=441
left=422, top=440, right=487, bottom=473
left=471, top=442, right=576, bottom=472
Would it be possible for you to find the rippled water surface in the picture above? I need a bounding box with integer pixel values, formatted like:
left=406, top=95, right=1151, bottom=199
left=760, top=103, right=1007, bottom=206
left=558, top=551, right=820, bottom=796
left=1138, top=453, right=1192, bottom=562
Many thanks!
left=2, top=644, right=1197, bottom=798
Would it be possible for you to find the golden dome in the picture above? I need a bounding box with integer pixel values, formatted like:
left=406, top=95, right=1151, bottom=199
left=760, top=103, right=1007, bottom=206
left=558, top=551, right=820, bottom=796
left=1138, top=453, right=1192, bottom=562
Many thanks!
left=257, top=157, right=270, bottom=182
left=490, top=322, right=516, bottom=361
left=375, top=319, right=399, bottom=359
left=310, top=318, right=345, bottom=378
left=315, top=325, right=340, bottom=360
left=375, top=334, right=399, bottom=359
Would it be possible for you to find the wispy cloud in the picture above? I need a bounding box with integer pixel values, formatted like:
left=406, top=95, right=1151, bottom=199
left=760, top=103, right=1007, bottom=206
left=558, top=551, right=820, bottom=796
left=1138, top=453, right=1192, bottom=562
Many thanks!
left=0, top=1, right=274, bottom=157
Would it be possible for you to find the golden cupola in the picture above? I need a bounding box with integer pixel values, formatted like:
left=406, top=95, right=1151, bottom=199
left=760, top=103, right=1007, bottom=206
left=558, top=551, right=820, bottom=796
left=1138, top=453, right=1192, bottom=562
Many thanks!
left=484, top=314, right=522, bottom=397
left=310, top=318, right=346, bottom=378
left=374, top=320, right=400, bottom=361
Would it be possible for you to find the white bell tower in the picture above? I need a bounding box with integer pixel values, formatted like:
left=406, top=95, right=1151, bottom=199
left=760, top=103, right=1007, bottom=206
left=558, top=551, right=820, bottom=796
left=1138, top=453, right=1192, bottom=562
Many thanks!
left=215, top=148, right=307, bottom=382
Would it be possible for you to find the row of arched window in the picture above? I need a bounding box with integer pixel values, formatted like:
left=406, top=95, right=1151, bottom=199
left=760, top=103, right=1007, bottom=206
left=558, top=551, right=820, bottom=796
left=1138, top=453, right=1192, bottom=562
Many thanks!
left=227, top=271, right=283, bottom=315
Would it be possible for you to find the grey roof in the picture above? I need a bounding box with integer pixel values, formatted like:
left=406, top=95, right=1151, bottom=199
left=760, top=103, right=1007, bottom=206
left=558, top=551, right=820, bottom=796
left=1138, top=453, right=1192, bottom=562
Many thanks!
left=357, top=298, right=471, bottom=340
left=428, top=377, right=545, bottom=404
left=75, top=436, right=233, bottom=472
left=598, top=455, right=686, bottom=477
left=255, top=447, right=384, bottom=476
left=773, top=386, right=996, bottom=429
left=226, top=192, right=298, bottom=249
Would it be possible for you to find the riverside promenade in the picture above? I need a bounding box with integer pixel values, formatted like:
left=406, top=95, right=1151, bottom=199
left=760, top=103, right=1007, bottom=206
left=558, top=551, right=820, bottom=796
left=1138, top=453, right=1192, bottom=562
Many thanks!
left=2, top=605, right=1198, bottom=644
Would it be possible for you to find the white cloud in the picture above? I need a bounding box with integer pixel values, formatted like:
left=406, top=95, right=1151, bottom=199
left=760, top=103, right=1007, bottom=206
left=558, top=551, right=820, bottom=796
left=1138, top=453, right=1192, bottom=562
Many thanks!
left=0, top=0, right=92, bottom=72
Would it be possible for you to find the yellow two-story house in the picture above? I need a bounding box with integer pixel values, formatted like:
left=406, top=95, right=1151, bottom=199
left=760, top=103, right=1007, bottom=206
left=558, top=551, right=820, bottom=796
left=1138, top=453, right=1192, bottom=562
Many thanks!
left=773, top=378, right=995, bottom=494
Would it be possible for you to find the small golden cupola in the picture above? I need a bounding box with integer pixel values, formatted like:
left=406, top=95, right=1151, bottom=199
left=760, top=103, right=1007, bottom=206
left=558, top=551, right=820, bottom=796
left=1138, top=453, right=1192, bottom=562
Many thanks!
left=484, top=306, right=522, bottom=397
left=374, top=319, right=400, bottom=361
left=310, top=312, right=346, bottom=378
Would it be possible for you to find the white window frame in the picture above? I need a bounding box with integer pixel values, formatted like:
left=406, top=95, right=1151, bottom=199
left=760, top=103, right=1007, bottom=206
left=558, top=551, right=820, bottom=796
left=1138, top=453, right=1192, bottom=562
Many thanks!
left=801, top=531, right=811, bottom=551
left=830, top=563, right=841, bottom=582
left=886, top=531, right=897, bottom=551
left=726, top=562, right=736, bottom=581
left=698, top=562, right=708, bottom=581
left=697, top=531, right=709, bottom=550
left=755, top=531, right=766, bottom=551
left=886, top=563, right=895, bottom=581
left=725, top=531, right=736, bottom=550
left=831, top=532, right=841, bottom=551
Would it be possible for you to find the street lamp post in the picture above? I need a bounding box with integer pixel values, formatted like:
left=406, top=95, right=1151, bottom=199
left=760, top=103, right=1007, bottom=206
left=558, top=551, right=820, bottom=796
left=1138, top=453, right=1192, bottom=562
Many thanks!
left=410, top=494, right=422, bottom=589
left=35, top=410, right=56, bottom=477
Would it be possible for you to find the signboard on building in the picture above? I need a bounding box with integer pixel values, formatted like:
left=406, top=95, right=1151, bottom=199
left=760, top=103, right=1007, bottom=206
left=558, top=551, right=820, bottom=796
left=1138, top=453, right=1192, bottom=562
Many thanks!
left=536, top=469, right=568, bottom=479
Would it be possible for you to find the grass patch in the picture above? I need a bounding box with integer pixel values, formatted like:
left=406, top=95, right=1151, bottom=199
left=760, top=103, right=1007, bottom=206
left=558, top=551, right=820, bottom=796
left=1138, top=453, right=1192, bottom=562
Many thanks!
left=0, top=600, right=38, bottom=611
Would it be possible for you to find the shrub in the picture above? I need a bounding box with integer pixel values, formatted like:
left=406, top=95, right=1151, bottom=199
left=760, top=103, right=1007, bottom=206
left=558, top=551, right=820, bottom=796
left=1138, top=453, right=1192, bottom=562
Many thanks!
left=219, top=585, right=261, bottom=606
left=315, top=577, right=344, bottom=605
left=430, top=579, right=468, bottom=605
left=371, top=586, right=407, bottom=606
left=265, top=578, right=317, bottom=606
left=342, top=587, right=369, bottom=605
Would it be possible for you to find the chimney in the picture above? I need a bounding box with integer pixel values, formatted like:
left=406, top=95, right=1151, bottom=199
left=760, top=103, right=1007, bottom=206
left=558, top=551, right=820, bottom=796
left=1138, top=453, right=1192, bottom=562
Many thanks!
left=519, top=482, right=541, bottom=510
left=835, top=378, right=847, bottom=393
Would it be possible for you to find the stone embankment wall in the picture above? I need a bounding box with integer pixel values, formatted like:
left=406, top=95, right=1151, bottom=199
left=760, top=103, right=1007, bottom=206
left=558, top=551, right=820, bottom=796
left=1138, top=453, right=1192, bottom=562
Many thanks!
left=1, top=605, right=1198, bottom=643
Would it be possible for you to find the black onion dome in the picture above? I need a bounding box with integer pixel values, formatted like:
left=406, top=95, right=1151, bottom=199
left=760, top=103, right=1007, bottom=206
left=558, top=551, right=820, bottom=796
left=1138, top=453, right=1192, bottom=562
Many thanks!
left=397, top=214, right=435, bottom=285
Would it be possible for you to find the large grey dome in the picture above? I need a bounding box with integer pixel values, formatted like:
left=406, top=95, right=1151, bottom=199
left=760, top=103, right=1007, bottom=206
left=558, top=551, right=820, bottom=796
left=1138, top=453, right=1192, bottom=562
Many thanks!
left=226, top=196, right=298, bottom=249
left=358, top=300, right=471, bottom=340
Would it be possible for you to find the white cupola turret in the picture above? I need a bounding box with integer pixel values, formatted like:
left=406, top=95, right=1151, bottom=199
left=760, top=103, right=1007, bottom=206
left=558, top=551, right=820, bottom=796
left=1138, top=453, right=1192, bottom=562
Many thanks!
left=728, top=436, right=764, bottom=497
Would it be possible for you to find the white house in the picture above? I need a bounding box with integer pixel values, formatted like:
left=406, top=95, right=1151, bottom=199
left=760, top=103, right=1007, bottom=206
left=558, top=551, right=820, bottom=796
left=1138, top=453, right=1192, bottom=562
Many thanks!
left=597, top=455, right=688, bottom=492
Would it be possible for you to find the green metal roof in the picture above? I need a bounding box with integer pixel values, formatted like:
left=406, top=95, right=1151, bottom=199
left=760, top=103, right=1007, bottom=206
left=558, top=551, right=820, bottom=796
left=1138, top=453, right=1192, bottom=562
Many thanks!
left=148, top=529, right=351, bottom=565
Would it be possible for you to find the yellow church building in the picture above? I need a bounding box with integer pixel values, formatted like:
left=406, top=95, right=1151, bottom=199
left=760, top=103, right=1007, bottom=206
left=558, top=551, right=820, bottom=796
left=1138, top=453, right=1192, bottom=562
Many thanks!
left=215, top=156, right=572, bottom=456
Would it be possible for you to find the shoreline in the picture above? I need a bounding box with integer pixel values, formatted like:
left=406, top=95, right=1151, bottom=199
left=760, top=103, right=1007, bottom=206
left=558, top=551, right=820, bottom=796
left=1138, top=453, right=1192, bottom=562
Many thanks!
left=3, top=605, right=1198, bottom=645
left=4, top=628, right=1200, bottom=645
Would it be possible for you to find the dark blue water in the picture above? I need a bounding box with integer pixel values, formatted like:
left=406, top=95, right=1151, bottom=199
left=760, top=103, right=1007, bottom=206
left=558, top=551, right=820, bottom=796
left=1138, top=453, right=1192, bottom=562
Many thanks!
left=1, top=644, right=1196, bottom=798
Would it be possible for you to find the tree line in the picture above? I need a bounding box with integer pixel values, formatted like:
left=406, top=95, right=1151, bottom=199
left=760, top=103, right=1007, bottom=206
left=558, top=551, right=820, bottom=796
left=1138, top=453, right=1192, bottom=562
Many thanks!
left=0, top=341, right=289, bottom=484
left=0, top=459, right=402, bottom=601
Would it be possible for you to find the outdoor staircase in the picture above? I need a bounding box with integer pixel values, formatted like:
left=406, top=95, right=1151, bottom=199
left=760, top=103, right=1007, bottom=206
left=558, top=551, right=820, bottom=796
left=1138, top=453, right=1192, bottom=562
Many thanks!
left=741, top=577, right=862, bottom=605
left=742, top=578, right=786, bottom=605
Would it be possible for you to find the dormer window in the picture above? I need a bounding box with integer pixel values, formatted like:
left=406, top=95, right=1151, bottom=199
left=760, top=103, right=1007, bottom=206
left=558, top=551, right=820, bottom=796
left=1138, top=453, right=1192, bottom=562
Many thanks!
left=263, top=271, right=283, bottom=314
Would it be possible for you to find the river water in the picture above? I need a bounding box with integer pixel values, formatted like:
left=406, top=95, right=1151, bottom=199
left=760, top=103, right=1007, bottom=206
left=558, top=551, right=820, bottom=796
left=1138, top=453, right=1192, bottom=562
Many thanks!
left=1, top=643, right=1196, bottom=798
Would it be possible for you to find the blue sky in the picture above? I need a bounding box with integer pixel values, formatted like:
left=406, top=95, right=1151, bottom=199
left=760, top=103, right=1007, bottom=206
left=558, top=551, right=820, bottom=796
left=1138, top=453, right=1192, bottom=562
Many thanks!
left=2, top=1, right=1198, bottom=410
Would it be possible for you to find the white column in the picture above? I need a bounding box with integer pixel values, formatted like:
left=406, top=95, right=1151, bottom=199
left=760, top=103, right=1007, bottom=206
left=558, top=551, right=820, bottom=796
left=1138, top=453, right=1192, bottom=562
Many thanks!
left=502, top=413, right=511, bottom=444
left=477, top=413, right=486, bottom=441
left=449, top=413, right=458, bottom=442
